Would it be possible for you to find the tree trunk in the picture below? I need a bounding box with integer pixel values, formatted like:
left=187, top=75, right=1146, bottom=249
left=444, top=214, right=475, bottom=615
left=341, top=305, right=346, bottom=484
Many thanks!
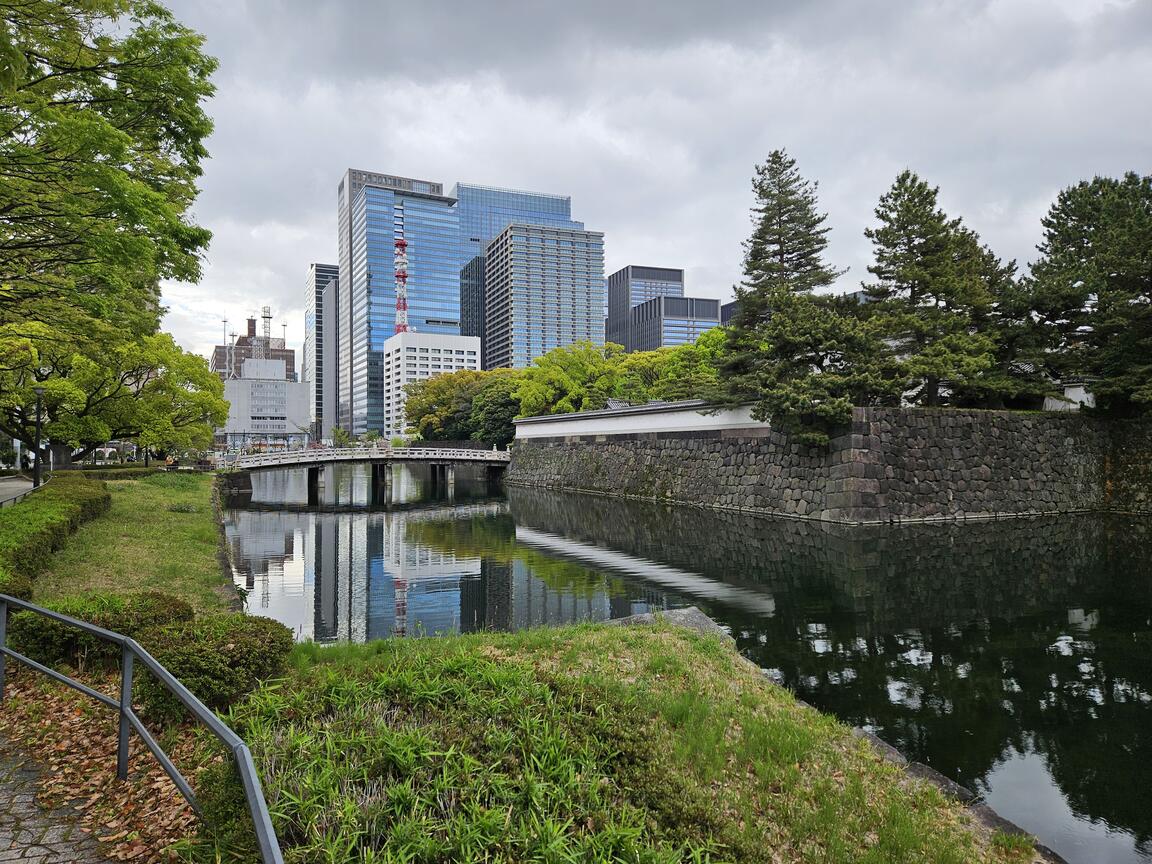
left=925, top=376, right=940, bottom=406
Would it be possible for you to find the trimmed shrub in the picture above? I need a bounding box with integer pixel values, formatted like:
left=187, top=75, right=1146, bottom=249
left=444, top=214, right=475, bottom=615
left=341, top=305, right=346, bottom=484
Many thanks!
left=136, top=615, right=293, bottom=720
left=8, top=591, right=195, bottom=668
left=0, top=476, right=110, bottom=596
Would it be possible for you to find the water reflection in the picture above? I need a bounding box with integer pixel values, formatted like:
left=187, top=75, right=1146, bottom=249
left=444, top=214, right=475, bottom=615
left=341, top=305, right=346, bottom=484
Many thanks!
left=224, top=466, right=1152, bottom=864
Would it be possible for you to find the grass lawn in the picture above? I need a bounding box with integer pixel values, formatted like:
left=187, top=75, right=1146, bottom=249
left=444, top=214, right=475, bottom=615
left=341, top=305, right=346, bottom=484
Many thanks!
left=32, top=472, right=232, bottom=611
left=195, top=624, right=1035, bottom=864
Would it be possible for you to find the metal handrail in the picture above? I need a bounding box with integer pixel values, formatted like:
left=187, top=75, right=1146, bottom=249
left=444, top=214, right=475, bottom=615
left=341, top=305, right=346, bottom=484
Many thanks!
left=0, top=475, right=48, bottom=508
left=0, top=595, right=283, bottom=864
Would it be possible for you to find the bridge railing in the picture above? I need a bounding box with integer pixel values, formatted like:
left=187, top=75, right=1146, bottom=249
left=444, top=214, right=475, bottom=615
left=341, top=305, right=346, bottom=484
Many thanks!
left=230, top=447, right=510, bottom=470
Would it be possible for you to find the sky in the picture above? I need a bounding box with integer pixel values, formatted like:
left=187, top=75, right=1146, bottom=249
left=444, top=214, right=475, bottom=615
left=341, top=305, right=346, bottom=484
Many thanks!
left=160, top=0, right=1152, bottom=361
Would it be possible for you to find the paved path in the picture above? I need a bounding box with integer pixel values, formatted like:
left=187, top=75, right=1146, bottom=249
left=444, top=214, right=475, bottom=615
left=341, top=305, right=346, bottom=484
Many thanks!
left=0, top=478, right=32, bottom=506
left=0, top=748, right=104, bottom=863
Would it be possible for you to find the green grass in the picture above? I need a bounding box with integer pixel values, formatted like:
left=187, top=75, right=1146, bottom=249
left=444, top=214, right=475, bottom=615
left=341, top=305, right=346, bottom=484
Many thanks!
left=189, top=625, right=1030, bottom=864
left=32, top=472, right=231, bottom=612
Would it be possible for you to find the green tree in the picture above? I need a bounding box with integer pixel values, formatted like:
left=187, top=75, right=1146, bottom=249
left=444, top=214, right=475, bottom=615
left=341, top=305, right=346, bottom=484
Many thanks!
left=1027, top=172, right=1152, bottom=415
left=863, top=170, right=997, bottom=407
left=331, top=428, right=353, bottom=448
left=740, top=292, right=903, bottom=445
left=0, top=331, right=226, bottom=460
left=715, top=151, right=897, bottom=443
left=0, top=0, right=215, bottom=331
left=469, top=371, right=523, bottom=448
left=404, top=370, right=487, bottom=440
left=516, top=342, right=624, bottom=416
left=721, top=149, right=846, bottom=399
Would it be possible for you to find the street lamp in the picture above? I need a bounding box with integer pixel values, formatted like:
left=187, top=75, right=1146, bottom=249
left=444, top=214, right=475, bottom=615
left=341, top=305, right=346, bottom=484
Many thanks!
left=32, top=386, right=45, bottom=488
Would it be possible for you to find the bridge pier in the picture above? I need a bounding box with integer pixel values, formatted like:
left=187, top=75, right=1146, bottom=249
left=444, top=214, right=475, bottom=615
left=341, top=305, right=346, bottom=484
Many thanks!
left=429, top=463, right=456, bottom=500
left=370, top=462, right=392, bottom=506
left=307, top=466, right=320, bottom=506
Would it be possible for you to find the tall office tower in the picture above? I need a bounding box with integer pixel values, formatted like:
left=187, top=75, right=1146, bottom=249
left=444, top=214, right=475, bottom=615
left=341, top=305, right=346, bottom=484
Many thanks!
left=304, top=263, right=338, bottom=439
left=337, top=170, right=459, bottom=434
left=606, top=266, right=685, bottom=351
left=629, top=296, right=721, bottom=352
left=484, top=223, right=605, bottom=370
left=454, top=184, right=583, bottom=361
left=459, top=255, right=487, bottom=359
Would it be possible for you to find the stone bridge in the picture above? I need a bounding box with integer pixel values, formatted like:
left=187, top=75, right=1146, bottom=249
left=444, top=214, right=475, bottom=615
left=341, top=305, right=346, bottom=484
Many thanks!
left=229, top=446, right=509, bottom=506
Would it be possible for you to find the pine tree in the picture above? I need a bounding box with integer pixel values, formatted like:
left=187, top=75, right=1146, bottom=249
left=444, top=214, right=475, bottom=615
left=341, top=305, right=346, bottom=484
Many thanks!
left=721, top=149, right=846, bottom=399
left=1028, top=172, right=1152, bottom=415
left=717, top=151, right=899, bottom=444
left=863, top=171, right=997, bottom=406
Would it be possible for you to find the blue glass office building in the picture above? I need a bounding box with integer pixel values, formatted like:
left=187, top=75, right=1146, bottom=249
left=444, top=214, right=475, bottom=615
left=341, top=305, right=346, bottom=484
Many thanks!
left=338, top=171, right=591, bottom=433
left=606, top=266, right=685, bottom=351
left=338, top=170, right=460, bottom=434
left=629, top=296, right=721, bottom=352
left=484, top=223, right=606, bottom=369
left=454, top=184, right=583, bottom=363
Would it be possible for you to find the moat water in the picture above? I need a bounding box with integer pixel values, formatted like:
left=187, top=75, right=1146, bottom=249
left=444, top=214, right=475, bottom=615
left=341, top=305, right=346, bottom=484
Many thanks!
left=224, top=463, right=1152, bottom=864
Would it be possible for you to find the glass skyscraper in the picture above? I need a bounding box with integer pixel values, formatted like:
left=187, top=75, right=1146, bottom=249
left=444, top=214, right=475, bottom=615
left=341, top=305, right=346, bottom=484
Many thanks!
left=484, top=223, right=606, bottom=370
left=304, top=262, right=338, bottom=437
left=454, top=184, right=583, bottom=363
left=336, top=171, right=594, bottom=433
left=629, top=296, right=721, bottom=352
left=606, top=266, right=685, bottom=350
left=338, top=170, right=459, bottom=434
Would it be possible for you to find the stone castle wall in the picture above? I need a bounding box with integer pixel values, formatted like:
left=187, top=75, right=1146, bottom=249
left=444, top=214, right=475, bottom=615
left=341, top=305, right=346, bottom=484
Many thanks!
left=507, top=406, right=1152, bottom=524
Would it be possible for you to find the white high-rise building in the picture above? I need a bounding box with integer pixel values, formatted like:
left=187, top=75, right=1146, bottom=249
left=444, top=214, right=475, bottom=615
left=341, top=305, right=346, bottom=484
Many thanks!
left=382, top=332, right=481, bottom=438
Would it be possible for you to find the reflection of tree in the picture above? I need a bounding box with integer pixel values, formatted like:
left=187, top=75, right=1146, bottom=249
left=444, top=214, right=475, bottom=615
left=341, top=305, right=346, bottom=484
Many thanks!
left=405, top=515, right=627, bottom=600
left=507, top=486, right=1152, bottom=847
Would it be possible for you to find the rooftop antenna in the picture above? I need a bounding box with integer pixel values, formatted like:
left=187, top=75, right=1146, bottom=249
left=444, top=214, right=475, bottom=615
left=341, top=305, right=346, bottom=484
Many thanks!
left=256, top=305, right=272, bottom=360
left=220, top=317, right=228, bottom=373
left=281, top=322, right=287, bottom=346
left=228, top=330, right=238, bottom=378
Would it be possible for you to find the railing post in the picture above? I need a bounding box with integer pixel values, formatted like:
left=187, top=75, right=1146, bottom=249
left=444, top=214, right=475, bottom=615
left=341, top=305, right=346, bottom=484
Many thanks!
left=117, top=644, right=134, bottom=779
left=0, top=597, right=7, bottom=703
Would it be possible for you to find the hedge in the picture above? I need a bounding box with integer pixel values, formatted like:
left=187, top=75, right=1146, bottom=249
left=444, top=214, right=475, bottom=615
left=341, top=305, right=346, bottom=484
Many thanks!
left=137, top=614, right=294, bottom=720
left=0, top=475, right=111, bottom=600
left=8, top=591, right=194, bottom=669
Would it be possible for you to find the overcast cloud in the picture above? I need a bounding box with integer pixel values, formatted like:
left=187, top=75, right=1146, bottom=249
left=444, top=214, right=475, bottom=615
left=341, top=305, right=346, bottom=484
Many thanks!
left=160, top=0, right=1152, bottom=360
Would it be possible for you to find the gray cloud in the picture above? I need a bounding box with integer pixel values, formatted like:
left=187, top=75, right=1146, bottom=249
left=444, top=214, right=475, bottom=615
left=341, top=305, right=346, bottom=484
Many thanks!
left=159, top=0, right=1152, bottom=359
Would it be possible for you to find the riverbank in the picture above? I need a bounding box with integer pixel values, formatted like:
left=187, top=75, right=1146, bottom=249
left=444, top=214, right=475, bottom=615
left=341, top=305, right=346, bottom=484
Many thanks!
left=191, top=620, right=1039, bottom=863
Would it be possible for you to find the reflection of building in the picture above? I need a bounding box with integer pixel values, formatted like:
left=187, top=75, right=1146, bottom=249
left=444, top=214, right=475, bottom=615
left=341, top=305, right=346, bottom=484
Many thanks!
left=484, top=223, right=606, bottom=369
left=218, top=359, right=311, bottom=451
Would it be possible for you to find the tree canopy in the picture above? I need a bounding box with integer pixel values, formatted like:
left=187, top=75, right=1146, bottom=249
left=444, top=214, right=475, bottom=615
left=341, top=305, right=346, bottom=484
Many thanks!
left=0, top=0, right=220, bottom=460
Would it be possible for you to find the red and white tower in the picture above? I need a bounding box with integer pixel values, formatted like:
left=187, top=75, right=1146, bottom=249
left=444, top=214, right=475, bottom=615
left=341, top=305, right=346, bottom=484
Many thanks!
left=393, top=235, right=410, bottom=334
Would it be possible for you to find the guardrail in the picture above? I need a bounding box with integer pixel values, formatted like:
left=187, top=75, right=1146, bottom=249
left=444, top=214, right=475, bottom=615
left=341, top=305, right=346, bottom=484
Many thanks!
left=0, top=595, right=282, bottom=864
left=0, top=476, right=46, bottom=508
left=231, top=446, right=511, bottom=470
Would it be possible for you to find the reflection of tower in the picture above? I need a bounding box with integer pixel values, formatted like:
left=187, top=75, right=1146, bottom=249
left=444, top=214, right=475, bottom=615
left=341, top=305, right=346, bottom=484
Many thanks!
left=312, top=516, right=339, bottom=642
